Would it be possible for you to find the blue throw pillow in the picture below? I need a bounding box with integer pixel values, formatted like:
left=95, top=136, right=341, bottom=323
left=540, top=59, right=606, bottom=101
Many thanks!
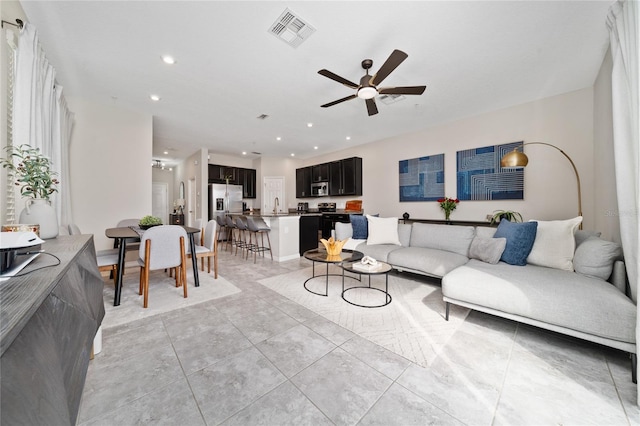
left=493, top=220, right=538, bottom=266
left=350, top=214, right=369, bottom=239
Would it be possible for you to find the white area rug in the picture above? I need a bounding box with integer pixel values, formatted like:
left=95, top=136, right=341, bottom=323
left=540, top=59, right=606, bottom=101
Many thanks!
left=258, top=266, right=469, bottom=367
left=101, top=268, right=241, bottom=329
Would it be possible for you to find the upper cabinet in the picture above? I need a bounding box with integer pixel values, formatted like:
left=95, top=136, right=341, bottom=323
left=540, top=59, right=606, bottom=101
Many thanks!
left=296, top=157, right=362, bottom=198
left=329, top=157, right=362, bottom=196
left=296, top=167, right=312, bottom=198
left=208, top=164, right=256, bottom=198
left=311, top=163, right=330, bottom=182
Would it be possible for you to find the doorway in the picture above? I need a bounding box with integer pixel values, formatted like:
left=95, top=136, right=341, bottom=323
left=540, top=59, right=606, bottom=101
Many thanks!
left=263, top=176, right=285, bottom=214
left=188, top=177, right=197, bottom=226
left=152, top=182, right=169, bottom=225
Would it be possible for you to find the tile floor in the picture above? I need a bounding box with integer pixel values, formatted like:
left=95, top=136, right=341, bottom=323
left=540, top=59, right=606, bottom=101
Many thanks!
left=78, top=248, right=639, bottom=425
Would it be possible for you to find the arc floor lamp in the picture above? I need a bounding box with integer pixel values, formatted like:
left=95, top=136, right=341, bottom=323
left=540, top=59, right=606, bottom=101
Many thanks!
left=500, top=142, right=583, bottom=230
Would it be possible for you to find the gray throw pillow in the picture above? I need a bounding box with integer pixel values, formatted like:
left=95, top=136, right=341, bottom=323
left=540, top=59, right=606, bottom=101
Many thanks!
left=573, top=236, right=622, bottom=280
left=469, top=236, right=507, bottom=264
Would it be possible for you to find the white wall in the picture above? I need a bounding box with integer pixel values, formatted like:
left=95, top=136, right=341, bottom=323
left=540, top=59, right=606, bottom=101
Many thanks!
left=593, top=48, right=619, bottom=242
left=289, top=88, right=598, bottom=230
left=67, top=97, right=152, bottom=250
left=176, top=148, right=207, bottom=225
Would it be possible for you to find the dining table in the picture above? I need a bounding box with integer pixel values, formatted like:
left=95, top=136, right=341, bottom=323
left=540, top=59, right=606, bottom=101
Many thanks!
left=105, top=225, right=200, bottom=306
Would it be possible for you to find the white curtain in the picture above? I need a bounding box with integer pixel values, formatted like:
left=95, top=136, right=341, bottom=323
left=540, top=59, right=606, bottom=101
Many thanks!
left=607, top=0, right=640, bottom=404
left=12, top=22, right=74, bottom=225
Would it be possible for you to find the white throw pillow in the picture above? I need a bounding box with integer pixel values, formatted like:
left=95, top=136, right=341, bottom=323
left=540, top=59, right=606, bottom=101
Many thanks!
left=366, top=215, right=401, bottom=245
left=526, top=216, right=582, bottom=271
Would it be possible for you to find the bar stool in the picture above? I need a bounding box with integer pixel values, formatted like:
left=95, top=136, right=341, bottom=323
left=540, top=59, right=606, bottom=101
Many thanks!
left=233, top=215, right=251, bottom=257
left=224, top=215, right=237, bottom=251
left=216, top=215, right=227, bottom=246
left=246, top=217, right=273, bottom=263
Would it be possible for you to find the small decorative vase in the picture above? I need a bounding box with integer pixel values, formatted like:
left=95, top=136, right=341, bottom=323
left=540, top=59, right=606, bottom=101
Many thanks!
left=19, top=198, right=58, bottom=239
left=444, top=210, right=451, bottom=221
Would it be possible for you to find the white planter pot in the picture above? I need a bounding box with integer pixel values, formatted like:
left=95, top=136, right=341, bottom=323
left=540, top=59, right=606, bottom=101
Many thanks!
left=19, top=198, right=59, bottom=239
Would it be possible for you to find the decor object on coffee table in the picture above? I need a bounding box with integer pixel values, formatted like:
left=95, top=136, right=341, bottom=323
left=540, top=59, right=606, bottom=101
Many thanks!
left=500, top=141, right=582, bottom=229
left=1, top=144, right=59, bottom=239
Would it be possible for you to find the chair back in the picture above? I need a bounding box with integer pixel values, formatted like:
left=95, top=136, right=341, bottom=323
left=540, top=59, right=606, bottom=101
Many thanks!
left=234, top=216, right=248, bottom=231
left=193, top=218, right=203, bottom=243
left=225, top=215, right=235, bottom=228
left=203, top=220, right=218, bottom=251
left=68, top=223, right=82, bottom=235
left=139, top=225, right=187, bottom=270
left=251, top=217, right=271, bottom=231
left=117, top=218, right=140, bottom=227
left=216, top=215, right=226, bottom=228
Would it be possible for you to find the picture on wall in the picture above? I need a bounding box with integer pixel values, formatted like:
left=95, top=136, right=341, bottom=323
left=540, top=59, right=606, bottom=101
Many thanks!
left=456, top=141, right=524, bottom=200
left=399, top=154, right=445, bottom=202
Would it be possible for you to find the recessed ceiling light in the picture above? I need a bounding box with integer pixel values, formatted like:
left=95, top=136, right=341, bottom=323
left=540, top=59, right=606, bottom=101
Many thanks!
left=307, top=123, right=313, bottom=128
left=346, top=136, right=351, bottom=140
left=150, top=94, right=161, bottom=101
left=161, top=55, right=176, bottom=65
left=163, top=151, right=169, bottom=155
left=314, top=146, right=318, bottom=150
left=242, top=151, right=247, bottom=155
left=276, top=137, right=281, bottom=141
left=290, top=153, right=295, bottom=157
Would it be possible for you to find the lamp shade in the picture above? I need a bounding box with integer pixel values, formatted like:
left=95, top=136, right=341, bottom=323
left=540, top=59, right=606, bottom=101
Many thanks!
left=500, top=149, right=529, bottom=168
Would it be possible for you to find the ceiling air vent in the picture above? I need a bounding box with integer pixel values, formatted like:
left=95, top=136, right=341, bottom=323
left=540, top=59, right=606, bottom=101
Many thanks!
left=269, top=8, right=316, bottom=48
left=379, top=94, right=406, bottom=105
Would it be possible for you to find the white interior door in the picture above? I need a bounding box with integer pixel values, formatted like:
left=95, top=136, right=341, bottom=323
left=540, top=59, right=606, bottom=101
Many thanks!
left=152, top=182, right=169, bottom=224
left=188, top=177, right=197, bottom=226
left=263, top=176, right=285, bottom=214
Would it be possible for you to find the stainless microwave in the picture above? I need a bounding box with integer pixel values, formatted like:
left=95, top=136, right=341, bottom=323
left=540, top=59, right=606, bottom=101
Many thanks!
left=311, top=182, right=328, bottom=197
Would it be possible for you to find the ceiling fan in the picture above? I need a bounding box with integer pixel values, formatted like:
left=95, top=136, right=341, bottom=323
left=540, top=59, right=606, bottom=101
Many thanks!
left=318, top=49, right=426, bottom=116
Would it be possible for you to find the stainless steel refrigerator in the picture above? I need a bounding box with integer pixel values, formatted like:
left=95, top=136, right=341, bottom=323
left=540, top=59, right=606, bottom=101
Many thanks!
left=208, top=183, right=243, bottom=220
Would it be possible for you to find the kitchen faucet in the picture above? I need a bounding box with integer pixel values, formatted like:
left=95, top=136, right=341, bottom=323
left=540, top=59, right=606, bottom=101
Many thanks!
left=273, top=197, right=279, bottom=214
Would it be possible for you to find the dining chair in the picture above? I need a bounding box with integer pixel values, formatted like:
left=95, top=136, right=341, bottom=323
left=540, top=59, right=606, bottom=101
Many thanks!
left=187, top=219, right=219, bottom=278
left=113, top=218, right=141, bottom=250
left=68, top=223, right=120, bottom=284
left=138, top=225, right=188, bottom=308
left=192, top=218, right=203, bottom=245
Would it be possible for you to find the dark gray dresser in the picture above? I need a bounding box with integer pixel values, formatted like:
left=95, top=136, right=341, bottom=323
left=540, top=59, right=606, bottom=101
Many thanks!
left=1, top=235, right=105, bottom=425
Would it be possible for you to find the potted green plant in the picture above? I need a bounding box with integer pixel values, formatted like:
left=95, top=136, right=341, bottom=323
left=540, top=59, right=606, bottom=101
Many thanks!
left=1, top=144, right=60, bottom=239
left=139, top=215, right=163, bottom=230
left=491, top=210, right=523, bottom=225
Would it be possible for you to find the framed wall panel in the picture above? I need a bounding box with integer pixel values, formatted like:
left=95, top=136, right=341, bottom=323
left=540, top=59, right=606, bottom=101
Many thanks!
left=399, top=154, right=444, bottom=202
left=456, top=141, right=524, bottom=200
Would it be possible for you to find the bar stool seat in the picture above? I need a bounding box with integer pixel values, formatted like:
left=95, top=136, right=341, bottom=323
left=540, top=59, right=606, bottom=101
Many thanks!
left=246, top=217, right=273, bottom=263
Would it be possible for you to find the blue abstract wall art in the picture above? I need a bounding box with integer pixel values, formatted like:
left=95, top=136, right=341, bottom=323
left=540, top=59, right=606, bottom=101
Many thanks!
left=399, top=154, right=445, bottom=202
left=456, top=141, right=524, bottom=201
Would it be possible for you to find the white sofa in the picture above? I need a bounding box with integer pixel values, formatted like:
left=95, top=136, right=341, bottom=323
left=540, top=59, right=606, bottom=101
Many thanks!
left=335, top=220, right=637, bottom=381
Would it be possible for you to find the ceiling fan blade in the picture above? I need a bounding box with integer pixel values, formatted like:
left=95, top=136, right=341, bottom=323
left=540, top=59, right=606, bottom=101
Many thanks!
left=365, top=98, right=378, bottom=116
left=318, top=69, right=359, bottom=89
left=378, top=86, right=427, bottom=95
left=370, top=49, right=408, bottom=86
left=321, top=94, right=357, bottom=108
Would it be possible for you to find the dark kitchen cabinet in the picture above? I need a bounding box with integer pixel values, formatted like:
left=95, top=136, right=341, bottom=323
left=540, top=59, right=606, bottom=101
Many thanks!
left=312, top=163, right=330, bottom=182
left=208, top=164, right=237, bottom=184
left=209, top=164, right=256, bottom=198
left=299, top=215, right=321, bottom=254
left=238, top=168, right=256, bottom=199
left=296, top=167, right=312, bottom=198
left=329, top=157, right=362, bottom=196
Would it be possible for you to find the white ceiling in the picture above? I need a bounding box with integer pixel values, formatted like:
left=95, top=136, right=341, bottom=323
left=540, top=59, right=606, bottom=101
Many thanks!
left=20, top=1, right=613, bottom=166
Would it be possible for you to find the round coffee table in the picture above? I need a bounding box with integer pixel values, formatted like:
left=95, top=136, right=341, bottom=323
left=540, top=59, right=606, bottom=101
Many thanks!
left=303, top=249, right=364, bottom=296
left=341, top=261, right=393, bottom=308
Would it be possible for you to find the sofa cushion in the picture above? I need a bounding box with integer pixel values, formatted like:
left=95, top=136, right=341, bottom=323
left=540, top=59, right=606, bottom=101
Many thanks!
left=527, top=216, right=582, bottom=271
left=409, top=223, right=475, bottom=257
left=352, top=242, right=402, bottom=263
left=476, top=227, right=497, bottom=238
left=334, top=222, right=352, bottom=240
left=573, top=236, right=623, bottom=280
left=366, top=215, right=401, bottom=245
left=469, top=236, right=506, bottom=264
left=388, top=247, right=469, bottom=277
left=493, top=220, right=538, bottom=266
left=398, top=223, right=412, bottom=247
left=575, top=229, right=602, bottom=247
left=442, top=259, right=636, bottom=344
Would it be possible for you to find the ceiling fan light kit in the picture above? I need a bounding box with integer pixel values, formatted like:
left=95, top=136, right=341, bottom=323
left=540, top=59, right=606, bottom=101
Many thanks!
left=318, top=49, right=426, bottom=116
